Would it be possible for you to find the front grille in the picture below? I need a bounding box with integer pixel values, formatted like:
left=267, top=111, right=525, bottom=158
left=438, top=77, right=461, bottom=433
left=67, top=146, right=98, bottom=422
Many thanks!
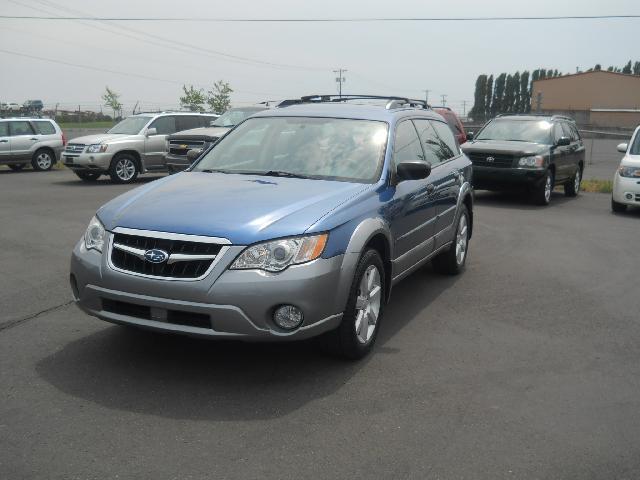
left=65, top=143, right=85, bottom=155
left=469, top=153, right=515, bottom=168
left=110, top=232, right=223, bottom=279
left=168, top=139, right=210, bottom=157
left=635, top=193, right=640, bottom=202
left=102, top=299, right=211, bottom=329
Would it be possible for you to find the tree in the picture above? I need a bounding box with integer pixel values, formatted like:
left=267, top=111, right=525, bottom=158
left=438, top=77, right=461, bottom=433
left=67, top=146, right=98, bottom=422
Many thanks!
left=179, top=85, right=206, bottom=112
left=503, top=74, right=515, bottom=114
left=484, top=75, right=494, bottom=119
left=520, top=71, right=530, bottom=113
left=594, top=64, right=602, bottom=71
left=633, top=62, right=640, bottom=75
left=492, top=73, right=506, bottom=117
left=469, top=74, right=487, bottom=122
left=207, top=80, right=233, bottom=114
left=513, top=71, right=521, bottom=112
left=622, top=61, right=632, bottom=74
left=102, top=86, right=122, bottom=120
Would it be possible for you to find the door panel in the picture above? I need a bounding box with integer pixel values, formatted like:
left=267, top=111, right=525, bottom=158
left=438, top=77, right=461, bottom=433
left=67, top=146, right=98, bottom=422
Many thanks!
left=552, top=122, right=571, bottom=181
left=144, top=116, right=177, bottom=169
left=0, top=122, right=10, bottom=160
left=9, top=121, right=37, bottom=160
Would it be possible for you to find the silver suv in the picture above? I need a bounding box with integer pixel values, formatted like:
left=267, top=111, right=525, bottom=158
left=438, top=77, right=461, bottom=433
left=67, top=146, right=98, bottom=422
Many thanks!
left=0, top=118, right=64, bottom=171
left=63, top=112, right=218, bottom=183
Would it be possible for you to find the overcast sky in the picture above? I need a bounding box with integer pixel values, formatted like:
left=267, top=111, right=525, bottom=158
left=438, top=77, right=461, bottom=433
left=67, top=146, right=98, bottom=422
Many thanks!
left=1, top=0, right=639, bottom=115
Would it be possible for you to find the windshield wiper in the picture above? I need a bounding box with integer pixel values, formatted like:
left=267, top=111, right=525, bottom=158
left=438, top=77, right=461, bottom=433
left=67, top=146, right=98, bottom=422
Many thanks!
left=200, top=169, right=230, bottom=174
left=261, top=170, right=312, bottom=179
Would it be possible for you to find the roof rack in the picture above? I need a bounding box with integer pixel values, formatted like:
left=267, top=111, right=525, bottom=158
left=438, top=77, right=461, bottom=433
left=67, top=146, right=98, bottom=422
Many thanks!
left=279, top=95, right=430, bottom=110
left=495, top=113, right=576, bottom=122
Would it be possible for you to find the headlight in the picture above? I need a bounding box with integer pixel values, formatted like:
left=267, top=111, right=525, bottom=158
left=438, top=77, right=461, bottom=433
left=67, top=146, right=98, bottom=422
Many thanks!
left=230, top=233, right=328, bottom=272
left=84, top=215, right=106, bottom=252
left=619, top=166, right=640, bottom=178
left=518, top=155, right=545, bottom=168
left=86, top=144, right=108, bottom=153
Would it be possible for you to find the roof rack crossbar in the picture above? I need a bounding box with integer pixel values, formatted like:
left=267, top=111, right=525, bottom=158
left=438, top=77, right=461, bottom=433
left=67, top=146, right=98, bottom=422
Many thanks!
left=279, top=94, right=430, bottom=109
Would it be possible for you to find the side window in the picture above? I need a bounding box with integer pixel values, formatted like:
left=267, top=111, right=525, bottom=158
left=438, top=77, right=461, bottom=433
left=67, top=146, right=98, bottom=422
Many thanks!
left=176, top=116, right=201, bottom=132
left=560, top=122, right=575, bottom=141
left=430, top=120, right=459, bottom=160
left=33, top=121, right=56, bottom=135
left=0, top=122, right=8, bottom=137
left=393, top=121, right=425, bottom=165
left=9, top=121, right=34, bottom=136
left=553, top=123, right=565, bottom=142
left=149, top=116, right=177, bottom=135
left=412, top=119, right=443, bottom=165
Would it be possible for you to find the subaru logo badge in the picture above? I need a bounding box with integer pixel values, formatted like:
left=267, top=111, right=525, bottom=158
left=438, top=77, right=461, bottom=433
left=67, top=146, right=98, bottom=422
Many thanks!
left=486, top=156, right=495, bottom=162
left=144, top=249, right=169, bottom=264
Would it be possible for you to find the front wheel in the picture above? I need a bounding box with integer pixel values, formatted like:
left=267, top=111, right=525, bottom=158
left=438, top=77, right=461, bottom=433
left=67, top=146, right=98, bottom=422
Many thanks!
left=564, top=167, right=581, bottom=197
left=532, top=170, right=553, bottom=206
left=432, top=205, right=470, bottom=275
left=320, top=249, right=385, bottom=360
left=611, top=197, right=627, bottom=213
left=31, top=149, right=54, bottom=171
left=109, top=154, right=139, bottom=184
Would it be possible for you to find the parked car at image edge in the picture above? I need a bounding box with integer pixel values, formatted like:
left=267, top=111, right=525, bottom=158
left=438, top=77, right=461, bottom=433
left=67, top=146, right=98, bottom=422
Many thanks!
left=612, top=125, right=640, bottom=212
left=433, top=106, right=467, bottom=145
left=461, top=114, right=585, bottom=205
left=63, top=111, right=218, bottom=183
left=0, top=117, right=65, bottom=171
left=70, top=95, right=474, bottom=359
left=165, top=106, right=267, bottom=173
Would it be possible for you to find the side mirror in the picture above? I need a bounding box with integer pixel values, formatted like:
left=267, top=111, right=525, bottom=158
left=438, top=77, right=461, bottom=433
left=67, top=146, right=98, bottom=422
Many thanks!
left=617, top=143, right=629, bottom=153
left=145, top=127, right=158, bottom=137
left=396, top=160, right=432, bottom=181
left=466, top=131, right=474, bottom=141
left=556, top=136, right=571, bottom=147
left=186, top=149, right=203, bottom=163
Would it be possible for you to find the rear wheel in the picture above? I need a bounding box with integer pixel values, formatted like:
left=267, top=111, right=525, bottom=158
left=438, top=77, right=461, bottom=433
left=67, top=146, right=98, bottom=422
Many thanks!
left=432, top=205, right=470, bottom=275
left=532, top=169, right=553, bottom=206
left=75, top=171, right=101, bottom=182
left=109, top=154, right=139, bottom=184
left=564, top=166, right=581, bottom=197
left=31, top=149, right=54, bottom=171
left=8, top=163, right=26, bottom=171
left=320, top=249, right=385, bottom=360
left=611, top=197, right=627, bottom=213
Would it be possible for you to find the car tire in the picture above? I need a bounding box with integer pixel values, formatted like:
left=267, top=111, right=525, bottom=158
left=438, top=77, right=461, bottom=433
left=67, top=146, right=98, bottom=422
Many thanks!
left=8, top=163, right=26, bottom=171
left=611, top=197, right=627, bottom=213
left=320, top=249, right=385, bottom=360
left=532, top=169, right=553, bottom=206
left=564, top=166, right=581, bottom=197
left=31, top=149, right=54, bottom=171
left=109, top=153, right=139, bottom=184
left=75, top=171, right=101, bottom=182
left=432, top=204, right=470, bottom=275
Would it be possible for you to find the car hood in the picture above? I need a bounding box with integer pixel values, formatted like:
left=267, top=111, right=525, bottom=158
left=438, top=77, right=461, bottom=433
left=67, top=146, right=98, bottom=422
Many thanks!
left=97, top=172, right=370, bottom=245
left=461, top=140, right=548, bottom=156
left=168, top=126, right=230, bottom=141
left=67, top=133, right=138, bottom=145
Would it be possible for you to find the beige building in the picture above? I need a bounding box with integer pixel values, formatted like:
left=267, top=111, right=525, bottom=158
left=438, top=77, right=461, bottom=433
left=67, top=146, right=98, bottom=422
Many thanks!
left=530, top=71, right=640, bottom=128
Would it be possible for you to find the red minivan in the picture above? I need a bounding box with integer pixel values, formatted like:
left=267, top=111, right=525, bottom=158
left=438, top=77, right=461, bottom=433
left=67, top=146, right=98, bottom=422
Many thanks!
left=433, top=107, right=467, bottom=145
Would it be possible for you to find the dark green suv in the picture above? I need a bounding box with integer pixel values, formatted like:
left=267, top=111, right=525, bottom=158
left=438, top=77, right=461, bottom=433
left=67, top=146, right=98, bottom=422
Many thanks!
left=461, top=115, right=585, bottom=205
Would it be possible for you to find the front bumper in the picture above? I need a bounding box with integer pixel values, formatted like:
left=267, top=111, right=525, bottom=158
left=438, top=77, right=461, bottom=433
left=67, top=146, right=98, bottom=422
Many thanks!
left=70, top=233, right=354, bottom=341
left=63, top=151, right=113, bottom=171
left=613, top=173, right=640, bottom=206
left=472, top=165, right=546, bottom=190
left=164, top=153, right=191, bottom=171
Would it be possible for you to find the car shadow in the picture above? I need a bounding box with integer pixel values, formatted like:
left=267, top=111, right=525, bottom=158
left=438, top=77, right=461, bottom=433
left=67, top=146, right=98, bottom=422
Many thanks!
left=51, top=175, right=166, bottom=187
left=36, top=265, right=459, bottom=421
left=474, top=189, right=573, bottom=210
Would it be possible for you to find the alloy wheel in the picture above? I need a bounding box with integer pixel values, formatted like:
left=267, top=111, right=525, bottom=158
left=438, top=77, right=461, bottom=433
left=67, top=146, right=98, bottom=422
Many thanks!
left=354, top=264, right=382, bottom=344
left=115, top=158, right=136, bottom=181
left=544, top=174, right=552, bottom=203
left=36, top=152, right=52, bottom=170
left=456, top=214, right=468, bottom=265
left=574, top=169, right=581, bottom=193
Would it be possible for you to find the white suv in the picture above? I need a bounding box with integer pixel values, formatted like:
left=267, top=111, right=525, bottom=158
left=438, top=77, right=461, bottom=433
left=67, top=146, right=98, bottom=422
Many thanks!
left=0, top=118, right=65, bottom=171
left=612, top=126, right=640, bottom=213
left=63, top=112, right=218, bottom=183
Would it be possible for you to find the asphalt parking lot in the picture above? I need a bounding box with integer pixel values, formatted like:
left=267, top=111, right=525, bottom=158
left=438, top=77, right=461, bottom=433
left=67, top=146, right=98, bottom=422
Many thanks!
left=1, top=168, right=640, bottom=479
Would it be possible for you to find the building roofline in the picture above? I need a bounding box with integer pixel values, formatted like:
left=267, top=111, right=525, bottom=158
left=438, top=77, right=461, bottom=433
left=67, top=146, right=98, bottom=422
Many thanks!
left=532, top=70, right=640, bottom=83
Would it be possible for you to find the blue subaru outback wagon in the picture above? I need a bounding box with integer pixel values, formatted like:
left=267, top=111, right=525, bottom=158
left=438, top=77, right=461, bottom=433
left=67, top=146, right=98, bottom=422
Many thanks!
left=71, top=95, right=474, bottom=359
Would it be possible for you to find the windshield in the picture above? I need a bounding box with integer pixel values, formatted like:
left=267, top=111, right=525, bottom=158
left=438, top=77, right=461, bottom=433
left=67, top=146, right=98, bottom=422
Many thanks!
left=107, top=116, right=152, bottom=135
left=630, top=132, right=640, bottom=155
left=193, top=117, right=388, bottom=183
left=477, top=119, right=553, bottom=144
left=211, top=109, right=263, bottom=127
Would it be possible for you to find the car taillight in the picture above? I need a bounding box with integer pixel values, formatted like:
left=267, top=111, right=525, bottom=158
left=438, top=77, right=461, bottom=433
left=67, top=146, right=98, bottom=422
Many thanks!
left=62, top=132, right=67, bottom=146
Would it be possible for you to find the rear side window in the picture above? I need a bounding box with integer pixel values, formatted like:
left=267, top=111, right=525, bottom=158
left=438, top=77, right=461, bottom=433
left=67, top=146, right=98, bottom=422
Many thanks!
left=9, top=121, right=34, bottom=136
left=32, top=121, right=56, bottom=135
left=150, top=116, right=177, bottom=135
left=430, top=120, right=459, bottom=159
left=443, top=112, right=463, bottom=136
left=0, top=122, right=8, bottom=137
left=412, top=119, right=444, bottom=165
left=393, top=121, right=425, bottom=164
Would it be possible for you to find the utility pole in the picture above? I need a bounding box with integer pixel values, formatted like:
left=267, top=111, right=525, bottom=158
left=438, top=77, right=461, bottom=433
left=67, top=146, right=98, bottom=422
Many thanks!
left=440, top=94, right=448, bottom=107
left=333, top=69, right=347, bottom=98
left=423, top=89, right=431, bottom=105
left=462, top=100, right=468, bottom=116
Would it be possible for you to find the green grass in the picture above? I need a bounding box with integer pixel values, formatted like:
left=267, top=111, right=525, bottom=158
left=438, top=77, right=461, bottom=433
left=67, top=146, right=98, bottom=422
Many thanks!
left=580, top=179, right=613, bottom=194
left=58, top=121, right=114, bottom=129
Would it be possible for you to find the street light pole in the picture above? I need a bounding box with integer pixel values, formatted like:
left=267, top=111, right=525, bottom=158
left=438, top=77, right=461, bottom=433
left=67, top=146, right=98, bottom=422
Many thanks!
left=333, top=69, right=347, bottom=98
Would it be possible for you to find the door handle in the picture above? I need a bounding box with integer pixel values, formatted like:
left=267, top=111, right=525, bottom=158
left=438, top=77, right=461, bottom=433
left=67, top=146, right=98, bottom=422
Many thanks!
left=426, top=184, right=435, bottom=194
left=0, top=139, right=8, bottom=143
left=30, top=137, right=38, bottom=141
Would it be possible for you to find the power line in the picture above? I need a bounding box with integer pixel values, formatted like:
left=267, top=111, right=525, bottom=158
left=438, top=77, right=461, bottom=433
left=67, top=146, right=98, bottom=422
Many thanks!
left=1, top=14, right=639, bottom=22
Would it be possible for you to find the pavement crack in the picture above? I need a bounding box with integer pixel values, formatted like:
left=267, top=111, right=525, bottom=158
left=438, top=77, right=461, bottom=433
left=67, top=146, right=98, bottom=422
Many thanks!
left=0, top=301, right=74, bottom=332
